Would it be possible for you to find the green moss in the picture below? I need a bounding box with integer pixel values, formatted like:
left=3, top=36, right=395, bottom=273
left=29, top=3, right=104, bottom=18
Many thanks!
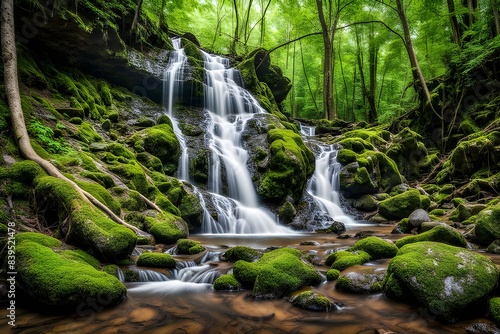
left=0, top=223, right=7, bottom=234
left=386, top=128, right=427, bottom=179
left=130, top=124, right=180, bottom=175
left=76, top=180, right=121, bottom=215
left=7, top=160, right=45, bottom=184
left=395, top=224, right=467, bottom=248
left=146, top=213, right=187, bottom=244
left=289, top=290, right=334, bottom=312
left=233, top=248, right=322, bottom=299
left=350, top=236, right=398, bottom=259
left=15, top=232, right=62, bottom=248
left=378, top=189, right=422, bottom=220
left=109, top=161, right=149, bottom=195
left=336, top=271, right=384, bottom=294
left=59, top=249, right=100, bottom=268
left=326, top=269, right=340, bottom=281
left=430, top=209, right=447, bottom=216
left=278, top=201, right=296, bottom=224
left=383, top=241, right=499, bottom=322
left=222, top=246, right=260, bottom=262
left=136, top=252, right=176, bottom=268
left=326, top=250, right=371, bottom=272
left=176, top=239, right=205, bottom=255
left=137, top=152, right=163, bottom=172
left=34, top=176, right=136, bottom=261
left=337, top=137, right=374, bottom=153
left=474, top=204, right=500, bottom=246
left=78, top=122, right=103, bottom=144
left=259, top=129, right=315, bottom=201
left=119, top=190, right=147, bottom=211
left=337, top=149, right=357, bottom=165
left=16, top=239, right=126, bottom=306
left=490, top=298, right=500, bottom=324
left=80, top=172, right=115, bottom=188
left=213, top=274, right=241, bottom=291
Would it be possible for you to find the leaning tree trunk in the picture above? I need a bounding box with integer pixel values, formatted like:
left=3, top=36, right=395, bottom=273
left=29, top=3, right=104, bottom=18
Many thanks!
left=1, top=0, right=142, bottom=234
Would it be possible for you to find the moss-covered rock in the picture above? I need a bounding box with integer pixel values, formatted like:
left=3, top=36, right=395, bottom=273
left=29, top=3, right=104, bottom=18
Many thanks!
left=378, top=189, right=422, bottom=220
left=136, top=252, right=176, bottom=268
left=213, top=274, right=241, bottom=291
left=325, top=250, right=371, bottom=272
left=233, top=248, right=322, bottom=299
left=76, top=180, right=121, bottom=215
left=490, top=298, right=500, bottom=325
left=34, top=176, right=136, bottom=261
left=257, top=129, right=315, bottom=202
left=109, top=160, right=149, bottom=195
left=176, top=238, right=205, bottom=255
left=221, top=246, right=261, bottom=262
left=16, top=234, right=126, bottom=306
left=383, top=241, right=499, bottom=322
left=80, top=171, right=115, bottom=189
left=450, top=203, right=488, bottom=222
left=474, top=204, right=500, bottom=246
left=130, top=124, right=180, bottom=175
left=350, top=236, right=398, bottom=260
left=289, top=290, right=336, bottom=312
left=146, top=213, right=188, bottom=245
left=395, top=224, right=467, bottom=248
left=386, top=127, right=428, bottom=180
left=326, top=269, right=340, bottom=281
left=336, top=269, right=385, bottom=294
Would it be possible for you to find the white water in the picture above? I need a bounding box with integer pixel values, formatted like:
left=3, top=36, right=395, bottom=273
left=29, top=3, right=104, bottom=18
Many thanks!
left=306, top=140, right=356, bottom=227
left=138, top=269, right=170, bottom=282
left=164, top=39, right=292, bottom=234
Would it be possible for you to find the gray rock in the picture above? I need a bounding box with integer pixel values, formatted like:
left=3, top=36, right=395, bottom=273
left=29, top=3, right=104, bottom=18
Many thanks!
left=408, top=208, right=431, bottom=228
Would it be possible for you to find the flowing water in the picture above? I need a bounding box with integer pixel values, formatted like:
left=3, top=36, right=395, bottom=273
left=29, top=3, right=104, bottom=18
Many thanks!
left=6, top=41, right=498, bottom=333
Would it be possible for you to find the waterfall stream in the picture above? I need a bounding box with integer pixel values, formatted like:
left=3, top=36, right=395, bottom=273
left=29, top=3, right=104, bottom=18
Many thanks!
left=164, top=39, right=290, bottom=234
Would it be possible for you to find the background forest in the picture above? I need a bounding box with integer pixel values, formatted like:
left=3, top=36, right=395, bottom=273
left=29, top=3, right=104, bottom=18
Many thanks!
left=136, top=0, right=499, bottom=124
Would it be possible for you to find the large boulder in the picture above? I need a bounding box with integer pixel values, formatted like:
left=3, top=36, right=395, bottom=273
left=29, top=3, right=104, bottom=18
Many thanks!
left=336, top=268, right=385, bottom=294
left=408, top=209, right=431, bottom=228
left=349, top=236, right=398, bottom=259
left=378, top=189, right=423, bottom=220
left=395, top=224, right=468, bottom=248
left=474, top=204, right=500, bottom=246
left=383, top=241, right=499, bottom=322
left=16, top=233, right=126, bottom=306
left=233, top=248, right=322, bottom=299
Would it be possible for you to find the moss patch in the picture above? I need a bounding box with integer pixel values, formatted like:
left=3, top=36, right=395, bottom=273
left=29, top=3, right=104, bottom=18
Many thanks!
left=136, top=252, right=176, bottom=268
left=350, top=236, right=398, bottom=259
left=325, top=250, right=371, bottom=272
left=378, top=189, right=422, bottom=220
left=289, top=290, right=335, bottom=312
left=176, top=239, right=205, bottom=255
left=222, top=246, right=260, bottom=262
left=395, top=225, right=467, bottom=248
left=213, top=274, right=241, bottom=291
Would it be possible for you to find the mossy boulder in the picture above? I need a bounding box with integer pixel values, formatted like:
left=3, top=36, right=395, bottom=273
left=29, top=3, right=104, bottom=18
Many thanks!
left=336, top=269, right=385, bottom=294
left=339, top=150, right=403, bottom=198
left=289, top=290, right=336, bottom=312
left=350, top=194, right=378, bottom=212
left=136, top=252, right=176, bottom=268
left=257, top=129, right=315, bottom=202
left=213, top=274, right=241, bottom=291
left=474, top=204, right=500, bottom=246
left=130, top=124, right=180, bottom=175
left=34, top=176, right=136, bottom=262
left=176, top=238, right=205, bottom=255
left=386, top=127, right=428, bottom=180
left=16, top=233, right=126, bottom=306
left=383, top=241, right=499, bottom=322
left=450, top=203, right=488, bottom=222
left=378, top=189, right=423, bottom=220
left=489, top=298, right=500, bottom=325
left=278, top=200, right=297, bottom=224
left=233, top=248, right=322, bottom=299
left=221, top=246, right=261, bottom=262
left=395, top=225, right=467, bottom=248
left=325, top=250, right=371, bottom=272
left=326, top=269, right=340, bottom=281
left=146, top=213, right=188, bottom=245
left=350, top=236, right=398, bottom=260
left=109, top=161, right=149, bottom=195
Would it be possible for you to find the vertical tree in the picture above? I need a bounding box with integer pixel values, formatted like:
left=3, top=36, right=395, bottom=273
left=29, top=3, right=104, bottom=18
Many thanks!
left=229, top=0, right=240, bottom=54
left=316, top=0, right=354, bottom=120
left=447, top=0, right=462, bottom=44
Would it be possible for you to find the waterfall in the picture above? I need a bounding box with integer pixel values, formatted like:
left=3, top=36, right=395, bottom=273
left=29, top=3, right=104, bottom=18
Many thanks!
left=305, top=138, right=356, bottom=227
left=137, top=269, right=170, bottom=282
left=164, top=38, right=291, bottom=234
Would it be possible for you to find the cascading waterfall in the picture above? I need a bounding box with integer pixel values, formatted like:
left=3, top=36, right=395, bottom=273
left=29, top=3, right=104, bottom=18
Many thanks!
left=164, top=38, right=291, bottom=234
left=301, top=125, right=356, bottom=227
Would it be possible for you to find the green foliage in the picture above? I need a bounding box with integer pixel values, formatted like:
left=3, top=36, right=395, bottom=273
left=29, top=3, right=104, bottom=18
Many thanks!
left=136, top=252, right=176, bottom=268
left=28, top=121, right=68, bottom=153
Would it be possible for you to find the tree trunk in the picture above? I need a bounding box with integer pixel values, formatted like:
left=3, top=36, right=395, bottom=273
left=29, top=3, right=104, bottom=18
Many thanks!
left=1, top=0, right=142, bottom=234
left=229, top=0, right=239, bottom=55
left=130, top=0, right=143, bottom=36
left=395, top=0, right=433, bottom=110
left=301, top=40, right=320, bottom=117
left=491, top=0, right=500, bottom=36
left=338, top=36, right=349, bottom=119
left=158, top=0, right=168, bottom=31
left=447, top=0, right=462, bottom=44
left=316, top=0, right=337, bottom=120
left=368, top=22, right=378, bottom=123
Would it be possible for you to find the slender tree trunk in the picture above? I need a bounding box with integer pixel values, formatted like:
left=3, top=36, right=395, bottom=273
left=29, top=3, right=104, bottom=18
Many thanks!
left=447, top=0, right=462, bottom=44
left=316, top=0, right=337, bottom=119
left=491, top=0, right=500, bottom=36
left=1, top=0, right=142, bottom=234
left=368, top=23, right=378, bottom=123
left=158, top=0, right=168, bottom=31
left=378, top=64, right=388, bottom=110
left=301, top=40, right=319, bottom=117
left=395, top=0, right=433, bottom=111
left=291, top=41, right=297, bottom=118
left=130, top=0, right=143, bottom=35
left=243, top=0, right=253, bottom=51
left=211, top=0, right=226, bottom=50
left=229, top=0, right=239, bottom=55
left=338, top=36, right=349, bottom=119
left=355, top=29, right=369, bottom=121
left=351, top=63, right=357, bottom=122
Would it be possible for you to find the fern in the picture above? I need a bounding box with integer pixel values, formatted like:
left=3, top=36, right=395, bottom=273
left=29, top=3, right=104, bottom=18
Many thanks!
left=28, top=121, right=68, bottom=154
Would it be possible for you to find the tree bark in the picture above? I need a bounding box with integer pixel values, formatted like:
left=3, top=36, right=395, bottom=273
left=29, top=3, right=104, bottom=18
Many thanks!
left=1, top=0, right=142, bottom=234
left=368, top=22, right=378, bottom=123
left=447, top=0, right=462, bottom=44
left=491, top=0, right=500, bottom=36
left=229, top=0, right=240, bottom=55
left=130, top=0, right=143, bottom=36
